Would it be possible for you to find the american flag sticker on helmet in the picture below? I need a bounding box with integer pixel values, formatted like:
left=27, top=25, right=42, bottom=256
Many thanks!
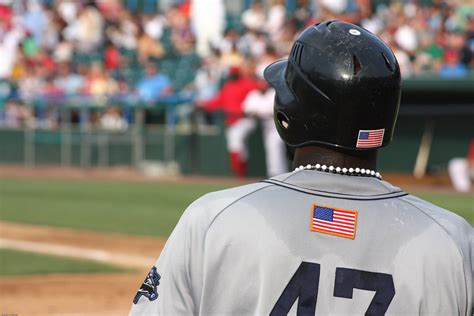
left=356, top=129, right=385, bottom=148
left=310, top=205, right=357, bottom=239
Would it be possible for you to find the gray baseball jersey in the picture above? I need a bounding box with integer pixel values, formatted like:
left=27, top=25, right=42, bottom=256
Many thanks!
left=130, top=170, right=473, bottom=315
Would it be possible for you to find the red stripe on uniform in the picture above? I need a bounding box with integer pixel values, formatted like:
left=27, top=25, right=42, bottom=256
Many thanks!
left=313, top=226, right=354, bottom=238
left=313, top=221, right=355, bottom=233
left=315, top=219, right=355, bottom=229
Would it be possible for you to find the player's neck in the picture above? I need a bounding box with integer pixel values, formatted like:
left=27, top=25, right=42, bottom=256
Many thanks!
left=292, top=145, right=377, bottom=170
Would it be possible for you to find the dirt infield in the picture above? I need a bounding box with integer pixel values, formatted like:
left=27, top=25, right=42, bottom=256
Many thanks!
left=0, top=164, right=457, bottom=190
left=0, top=165, right=255, bottom=186
left=0, top=222, right=164, bottom=263
left=0, top=222, right=165, bottom=315
left=1, top=273, right=145, bottom=315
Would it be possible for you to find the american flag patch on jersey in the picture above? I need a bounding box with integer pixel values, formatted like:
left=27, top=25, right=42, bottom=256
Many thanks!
left=311, top=205, right=357, bottom=239
left=356, top=129, right=385, bottom=148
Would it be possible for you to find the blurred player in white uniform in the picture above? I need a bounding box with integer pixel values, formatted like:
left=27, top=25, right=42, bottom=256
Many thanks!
left=242, top=75, right=287, bottom=177
left=223, top=71, right=288, bottom=178
left=130, top=21, right=473, bottom=316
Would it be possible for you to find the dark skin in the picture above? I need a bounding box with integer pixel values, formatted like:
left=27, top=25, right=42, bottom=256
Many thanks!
left=292, top=145, right=377, bottom=171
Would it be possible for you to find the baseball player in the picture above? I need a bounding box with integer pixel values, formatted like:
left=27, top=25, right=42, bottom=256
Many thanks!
left=130, top=21, right=473, bottom=315
left=198, top=65, right=258, bottom=177
left=242, top=76, right=288, bottom=177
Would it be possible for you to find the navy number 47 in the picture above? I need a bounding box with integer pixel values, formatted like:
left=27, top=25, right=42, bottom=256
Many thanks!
left=270, top=262, right=395, bottom=316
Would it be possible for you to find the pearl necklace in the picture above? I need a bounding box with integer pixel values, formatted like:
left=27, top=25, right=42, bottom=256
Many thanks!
left=294, top=164, right=382, bottom=180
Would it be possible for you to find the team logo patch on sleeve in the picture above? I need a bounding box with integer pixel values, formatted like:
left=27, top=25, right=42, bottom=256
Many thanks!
left=356, top=129, right=384, bottom=148
left=310, top=204, right=357, bottom=239
left=133, top=266, right=161, bottom=304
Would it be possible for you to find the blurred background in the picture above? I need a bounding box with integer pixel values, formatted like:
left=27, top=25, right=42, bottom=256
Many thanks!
left=0, top=0, right=473, bottom=314
left=0, top=0, right=473, bottom=181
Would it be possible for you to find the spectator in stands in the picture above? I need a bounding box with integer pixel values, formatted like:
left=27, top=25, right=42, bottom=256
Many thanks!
left=219, top=42, right=245, bottom=69
left=2, top=99, right=33, bottom=128
left=82, top=63, right=118, bottom=103
left=105, top=14, right=138, bottom=51
left=394, top=23, right=418, bottom=57
left=22, top=0, right=48, bottom=47
left=69, top=1, right=104, bottom=53
left=42, top=8, right=63, bottom=51
left=0, top=9, right=24, bottom=79
left=116, top=76, right=132, bottom=98
left=2, top=100, right=22, bottom=128
left=96, top=0, right=124, bottom=20
left=461, top=15, right=474, bottom=67
left=178, top=0, right=191, bottom=18
left=136, top=63, right=172, bottom=103
left=191, top=55, right=222, bottom=125
left=439, top=50, right=468, bottom=78
left=217, top=28, right=240, bottom=56
left=273, top=17, right=297, bottom=56
left=99, top=106, right=128, bottom=131
left=42, top=75, right=64, bottom=100
left=56, top=0, right=78, bottom=25
left=168, top=5, right=195, bottom=55
left=9, top=47, right=27, bottom=82
left=54, top=33, right=74, bottom=63
left=198, top=65, right=258, bottom=177
left=241, top=30, right=268, bottom=58
left=137, top=24, right=165, bottom=63
left=21, top=31, right=40, bottom=60
left=18, top=65, right=44, bottom=102
left=193, top=56, right=221, bottom=106
left=0, top=2, right=12, bottom=24
left=413, top=32, right=443, bottom=74
left=143, top=12, right=166, bottom=41
left=104, top=40, right=122, bottom=71
left=54, top=63, right=85, bottom=96
left=191, top=0, right=225, bottom=56
left=241, top=1, right=266, bottom=32
left=265, top=0, right=286, bottom=41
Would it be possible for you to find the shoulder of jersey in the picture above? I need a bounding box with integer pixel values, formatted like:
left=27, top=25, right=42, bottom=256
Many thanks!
left=181, top=181, right=273, bottom=225
left=400, top=194, right=473, bottom=245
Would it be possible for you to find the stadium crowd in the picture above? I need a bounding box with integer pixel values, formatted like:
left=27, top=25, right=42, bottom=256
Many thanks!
left=0, top=0, right=473, bottom=130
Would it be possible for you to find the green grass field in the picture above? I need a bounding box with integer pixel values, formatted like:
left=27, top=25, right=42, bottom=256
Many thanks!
left=0, top=178, right=232, bottom=237
left=0, top=178, right=472, bottom=238
left=0, top=248, right=125, bottom=276
left=409, top=192, right=473, bottom=223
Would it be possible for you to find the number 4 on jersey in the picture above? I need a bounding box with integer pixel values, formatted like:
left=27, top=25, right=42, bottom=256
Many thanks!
left=270, top=262, right=395, bottom=316
left=270, top=262, right=321, bottom=315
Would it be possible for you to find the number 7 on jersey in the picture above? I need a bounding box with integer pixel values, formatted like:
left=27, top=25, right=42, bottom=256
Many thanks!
left=270, top=262, right=395, bottom=315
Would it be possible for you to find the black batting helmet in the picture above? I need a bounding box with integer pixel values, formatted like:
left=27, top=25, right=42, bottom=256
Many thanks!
left=264, top=21, right=401, bottom=150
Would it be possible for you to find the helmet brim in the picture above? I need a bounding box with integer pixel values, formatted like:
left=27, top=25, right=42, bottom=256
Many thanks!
left=263, top=59, right=287, bottom=86
left=263, top=60, right=295, bottom=106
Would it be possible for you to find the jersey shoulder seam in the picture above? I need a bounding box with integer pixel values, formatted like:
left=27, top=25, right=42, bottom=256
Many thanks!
left=204, top=183, right=274, bottom=235
left=398, top=197, right=469, bottom=313
left=274, top=171, right=300, bottom=182
left=399, top=197, right=469, bottom=257
left=197, top=183, right=274, bottom=309
left=261, top=179, right=406, bottom=200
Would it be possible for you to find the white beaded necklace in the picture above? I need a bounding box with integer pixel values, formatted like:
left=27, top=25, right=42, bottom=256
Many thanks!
left=294, top=164, right=382, bottom=180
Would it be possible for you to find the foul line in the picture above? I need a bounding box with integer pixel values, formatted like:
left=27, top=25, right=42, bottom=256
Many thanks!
left=0, top=238, right=156, bottom=269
